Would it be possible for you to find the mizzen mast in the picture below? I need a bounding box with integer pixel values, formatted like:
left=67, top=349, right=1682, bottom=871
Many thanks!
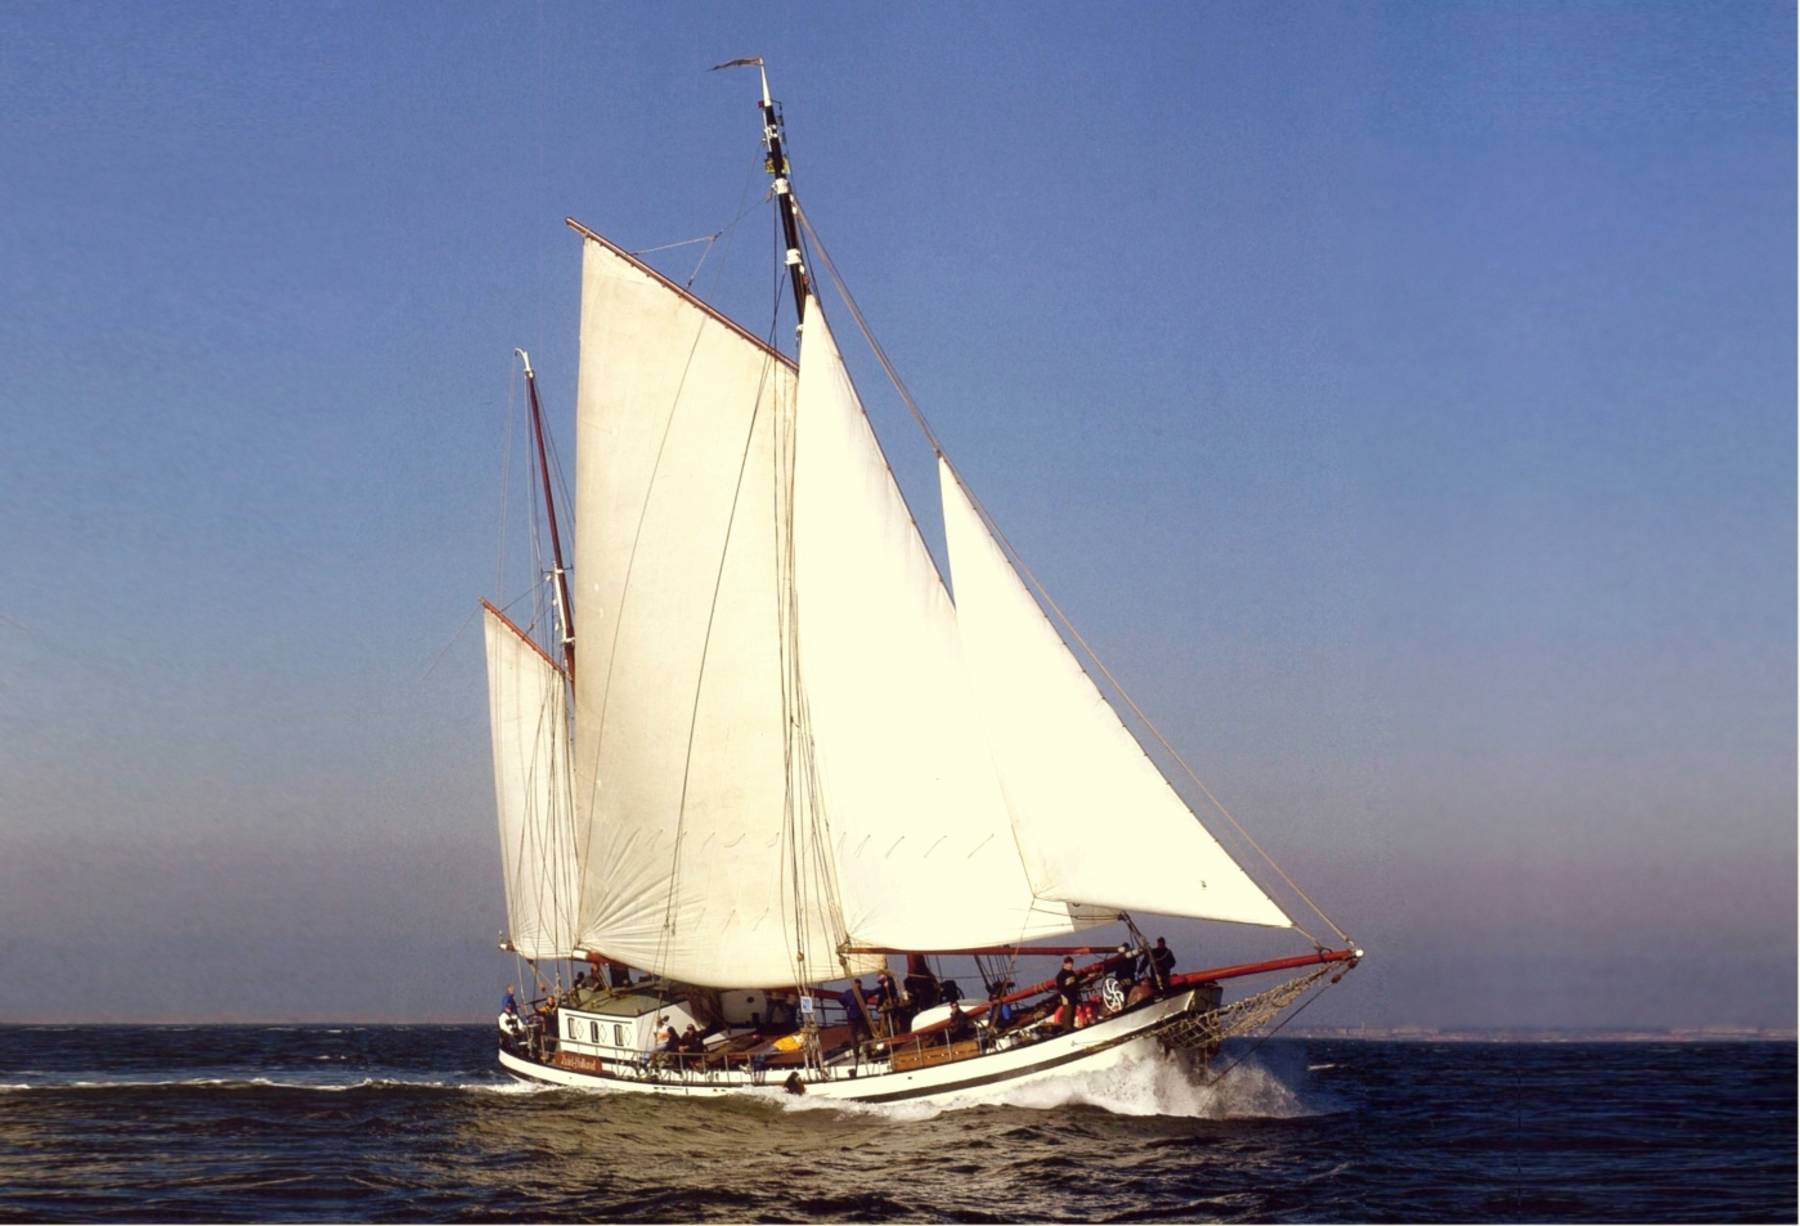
left=514, top=348, right=575, bottom=679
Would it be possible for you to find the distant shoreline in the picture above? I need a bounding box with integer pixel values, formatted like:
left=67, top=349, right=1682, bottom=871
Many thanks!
left=1287, top=1027, right=1798, bottom=1043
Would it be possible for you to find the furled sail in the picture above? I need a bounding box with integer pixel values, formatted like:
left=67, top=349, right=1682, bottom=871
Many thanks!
left=567, top=234, right=874, bottom=987
left=792, top=302, right=1111, bottom=949
left=483, top=604, right=581, bottom=960
left=938, top=458, right=1292, bottom=929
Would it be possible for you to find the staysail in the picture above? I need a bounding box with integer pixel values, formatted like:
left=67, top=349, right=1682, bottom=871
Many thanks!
left=938, top=458, right=1292, bottom=928
left=791, top=302, right=1112, bottom=950
left=483, top=603, right=581, bottom=960
left=567, top=234, right=876, bottom=987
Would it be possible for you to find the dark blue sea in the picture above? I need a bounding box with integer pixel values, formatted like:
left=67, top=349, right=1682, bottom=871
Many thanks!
left=0, top=1026, right=1791, bottom=1223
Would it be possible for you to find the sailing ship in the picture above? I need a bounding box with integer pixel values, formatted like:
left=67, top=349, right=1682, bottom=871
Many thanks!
left=482, top=63, right=1359, bottom=1103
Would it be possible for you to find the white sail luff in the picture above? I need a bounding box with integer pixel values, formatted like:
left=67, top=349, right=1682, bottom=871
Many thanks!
left=791, top=301, right=1111, bottom=950
left=483, top=607, right=581, bottom=960
left=938, top=457, right=1292, bottom=929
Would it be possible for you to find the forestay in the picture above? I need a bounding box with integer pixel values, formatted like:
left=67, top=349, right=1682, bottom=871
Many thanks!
left=483, top=606, right=581, bottom=960
left=938, top=457, right=1292, bottom=929
left=791, top=303, right=1111, bottom=950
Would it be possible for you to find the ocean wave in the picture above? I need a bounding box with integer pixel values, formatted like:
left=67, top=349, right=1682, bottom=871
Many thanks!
left=784, top=1046, right=1337, bottom=1121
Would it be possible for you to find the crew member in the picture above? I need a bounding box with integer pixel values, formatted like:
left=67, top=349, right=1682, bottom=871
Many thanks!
left=987, top=980, right=1017, bottom=1030
left=1150, top=937, right=1176, bottom=989
left=839, top=980, right=873, bottom=1042
left=873, top=970, right=903, bottom=1036
left=1055, top=956, right=1080, bottom=1032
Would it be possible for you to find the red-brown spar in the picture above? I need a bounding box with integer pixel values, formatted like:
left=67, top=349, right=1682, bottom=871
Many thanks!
left=480, top=62, right=1360, bottom=1104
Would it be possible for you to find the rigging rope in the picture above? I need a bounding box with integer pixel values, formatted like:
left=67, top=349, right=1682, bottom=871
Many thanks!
left=793, top=202, right=1349, bottom=948
left=1200, top=967, right=1342, bottom=1086
left=630, top=234, right=722, bottom=255
left=627, top=183, right=772, bottom=290
left=418, top=602, right=481, bottom=685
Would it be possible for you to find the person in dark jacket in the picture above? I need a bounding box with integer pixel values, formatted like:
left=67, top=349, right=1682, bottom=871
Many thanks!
left=838, top=981, right=873, bottom=1041
left=1054, top=957, right=1080, bottom=1032
left=1149, top=937, right=1176, bottom=989
left=872, top=970, right=901, bottom=1036
left=987, top=979, right=1017, bottom=1031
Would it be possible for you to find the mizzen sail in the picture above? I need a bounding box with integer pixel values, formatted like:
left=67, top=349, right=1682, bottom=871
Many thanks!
left=483, top=604, right=581, bottom=960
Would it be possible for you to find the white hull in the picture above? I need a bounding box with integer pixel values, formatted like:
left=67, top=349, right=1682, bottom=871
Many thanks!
left=499, top=989, right=1205, bottom=1104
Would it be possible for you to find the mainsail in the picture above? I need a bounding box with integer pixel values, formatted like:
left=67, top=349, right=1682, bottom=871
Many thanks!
left=567, top=235, right=874, bottom=986
left=483, top=604, right=581, bottom=960
left=790, top=301, right=1111, bottom=949
left=938, top=458, right=1293, bottom=929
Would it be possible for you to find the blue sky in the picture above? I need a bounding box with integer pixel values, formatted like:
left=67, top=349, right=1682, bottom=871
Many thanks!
left=0, top=2, right=1792, bottom=1026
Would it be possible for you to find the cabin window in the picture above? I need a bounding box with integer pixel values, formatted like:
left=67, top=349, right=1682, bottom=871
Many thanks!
left=565, top=1015, right=577, bottom=1039
left=613, top=1024, right=625, bottom=1047
left=590, top=1021, right=600, bottom=1043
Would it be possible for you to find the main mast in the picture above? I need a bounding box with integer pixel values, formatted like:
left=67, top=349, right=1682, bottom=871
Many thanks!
left=718, top=58, right=811, bottom=327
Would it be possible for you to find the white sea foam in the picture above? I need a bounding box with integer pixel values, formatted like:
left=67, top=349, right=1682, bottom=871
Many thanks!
left=471, top=1077, right=562, bottom=1095
left=784, top=1045, right=1332, bottom=1121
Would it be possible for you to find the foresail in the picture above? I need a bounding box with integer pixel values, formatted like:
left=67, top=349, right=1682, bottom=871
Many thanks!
left=568, top=233, right=860, bottom=987
left=793, top=301, right=1112, bottom=950
left=484, top=605, right=581, bottom=960
left=938, top=458, right=1292, bottom=929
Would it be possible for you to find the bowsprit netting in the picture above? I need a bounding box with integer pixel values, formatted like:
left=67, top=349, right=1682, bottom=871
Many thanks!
left=1151, top=965, right=1337, bottom=1055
